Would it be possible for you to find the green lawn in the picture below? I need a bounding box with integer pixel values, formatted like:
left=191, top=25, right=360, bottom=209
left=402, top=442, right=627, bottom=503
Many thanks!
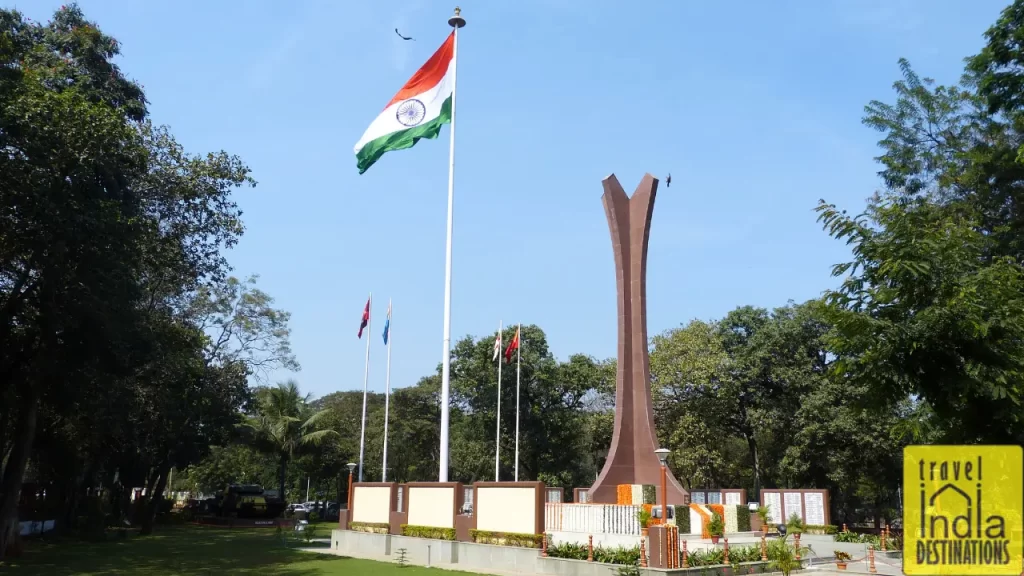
left=0, top=524, right=485, bottom=575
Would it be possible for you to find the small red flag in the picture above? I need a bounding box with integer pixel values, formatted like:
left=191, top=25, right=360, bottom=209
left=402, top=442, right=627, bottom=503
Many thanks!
left=504, top=326, right=520, bottom=364
left=357, top=298, right=370, bottom=338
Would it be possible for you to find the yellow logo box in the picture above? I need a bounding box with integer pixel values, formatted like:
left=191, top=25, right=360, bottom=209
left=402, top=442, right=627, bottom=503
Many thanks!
left=904, top=445, right=1023, bottom=576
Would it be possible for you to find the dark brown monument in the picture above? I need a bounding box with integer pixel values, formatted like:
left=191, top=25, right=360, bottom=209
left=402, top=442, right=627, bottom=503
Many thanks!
left=588, top=173, right=688, bottom=505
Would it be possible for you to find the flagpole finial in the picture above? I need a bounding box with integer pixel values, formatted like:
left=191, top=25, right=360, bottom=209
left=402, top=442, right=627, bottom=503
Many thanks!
left=448, top=6, right=465, bottom=28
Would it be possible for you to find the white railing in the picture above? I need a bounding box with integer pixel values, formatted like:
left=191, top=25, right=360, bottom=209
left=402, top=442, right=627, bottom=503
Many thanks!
left=544, top=503, right=642, bottom=535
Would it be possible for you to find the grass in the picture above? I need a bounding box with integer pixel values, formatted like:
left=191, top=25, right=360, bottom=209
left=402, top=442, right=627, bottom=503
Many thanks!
left=0, top=523, right=486, bottom=575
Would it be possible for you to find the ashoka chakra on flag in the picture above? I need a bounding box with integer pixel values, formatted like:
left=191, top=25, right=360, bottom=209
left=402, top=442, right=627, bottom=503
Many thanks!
left=353, top=33, right=455, bottom=174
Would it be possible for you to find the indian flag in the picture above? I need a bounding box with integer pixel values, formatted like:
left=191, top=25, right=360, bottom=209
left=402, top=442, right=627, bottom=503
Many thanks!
left=354, top=32, right=455, bottom=174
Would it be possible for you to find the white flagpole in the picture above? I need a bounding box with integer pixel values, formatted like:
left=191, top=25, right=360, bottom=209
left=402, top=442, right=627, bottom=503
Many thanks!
left=514, top=323, right=522, bottom=482
left=438, top=7, right=465, bottom=483
left=494, top=320, right=502, bottom=482
left=382, top=299, right=393, bottom=482
left=358, top=293, right=372, bottom=483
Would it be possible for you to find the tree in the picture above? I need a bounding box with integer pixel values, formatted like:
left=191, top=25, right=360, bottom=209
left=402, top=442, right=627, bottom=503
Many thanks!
left=243, top=381, right=337, bottom=499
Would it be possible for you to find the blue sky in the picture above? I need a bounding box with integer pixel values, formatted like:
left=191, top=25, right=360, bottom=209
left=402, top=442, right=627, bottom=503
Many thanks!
left=16, top=0, right=1010, bottom=399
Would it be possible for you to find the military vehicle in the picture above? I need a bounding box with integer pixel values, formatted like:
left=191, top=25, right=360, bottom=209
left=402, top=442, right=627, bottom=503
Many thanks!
left=211, top=484, right=287, bottom=519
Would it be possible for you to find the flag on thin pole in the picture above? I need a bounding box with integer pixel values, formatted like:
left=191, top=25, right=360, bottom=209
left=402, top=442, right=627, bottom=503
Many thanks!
left=493, top=320, right=502, bottom=482
left=504, top=326, right=520, bottom=364
left=357, top=298, right=370, bottom=338
left=382, top=302, right=392, bottom=345
left=353, top=32, right=455, bottom=174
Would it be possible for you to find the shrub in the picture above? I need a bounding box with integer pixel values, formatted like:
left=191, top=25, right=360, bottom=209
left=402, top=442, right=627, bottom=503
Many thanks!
left=736, top=506, right=752, bottom=532
left=636, top=507, right=652, bottom=528
left=593, top=545, right=641, bottom=565
left=350, top=521, right=390, bottom=534
left=469, top=529, right=543, bottom=548
left=547, top=541, right=640, bottom=565
left=548, top=541, right=589, bottom=560
left=708, top=512, right=724, bottom=537
left=785, top=513, right=805, bottom=534
left=400, top=524, right=455, bottom=540
left=755, top=505, right=770, bottom=526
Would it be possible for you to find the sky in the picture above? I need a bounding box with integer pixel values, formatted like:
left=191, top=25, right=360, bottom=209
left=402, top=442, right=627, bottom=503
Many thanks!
left=14, top=0, right=1012, bottom=399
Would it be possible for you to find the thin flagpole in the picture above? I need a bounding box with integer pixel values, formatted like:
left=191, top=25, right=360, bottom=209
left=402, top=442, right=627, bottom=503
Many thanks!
left=382, top=299, right=393, bottom=482
left=494, top=320, right=502, bottom=482
left=358, top=293, right=372, bottom=483
left=438, top=7, right=465, bottom=483
left=514, top=323, right=521, bottom=482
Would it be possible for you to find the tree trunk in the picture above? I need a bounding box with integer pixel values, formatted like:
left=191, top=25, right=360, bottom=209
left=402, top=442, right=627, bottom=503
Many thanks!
left=278, top=454, right=288, bottom=503
left=744, top=431, right=763, bottom=502
left=0, top=390, right=40, bottom=560
left=140, top=462, right=171, bottom=536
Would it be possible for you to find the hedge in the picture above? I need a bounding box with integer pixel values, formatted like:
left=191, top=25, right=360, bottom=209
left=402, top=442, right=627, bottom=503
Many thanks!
left=350, top=521, right=389, bottom=534
left=400, top=524, right=456, bottom=540
left=469, top=529, right=543, bottom=548
left=677, top=504, right=690, bottom=533
left=736, top=505, right=752, bottom=532
left=804, top=524, right=838, bottom=535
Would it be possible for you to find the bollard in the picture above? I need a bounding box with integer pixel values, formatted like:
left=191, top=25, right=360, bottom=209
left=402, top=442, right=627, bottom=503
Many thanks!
left=640, top=535, right=647, bottom=568
left=761, top=532, right=767, bottom=561
left=588, top=535, right=593, bottom=562
left=882, top=529, right=887, bottom=551
left=843, top=523, right=848, bottom=533
left=682, top=539, right=689, bottom=569
left=869, top=545, right=877, bottom=574
left=794, top=533, right=801, bottom=561
left=541, top=533, right=548, bottom=557
left=724, top=538, right=730, bottom=564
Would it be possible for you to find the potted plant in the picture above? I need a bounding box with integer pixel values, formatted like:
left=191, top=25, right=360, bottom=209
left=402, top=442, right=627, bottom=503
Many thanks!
left=708, top=512, right=724, bottom=544
left=755, top=505, right=770, bottom=534
left=834, top=550, right=852, bottom=570
left=636, top=508, right=652, bottom=536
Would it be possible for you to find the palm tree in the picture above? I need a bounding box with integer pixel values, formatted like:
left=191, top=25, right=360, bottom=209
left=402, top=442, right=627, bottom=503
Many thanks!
left=243, top=380, right=337, bottom=500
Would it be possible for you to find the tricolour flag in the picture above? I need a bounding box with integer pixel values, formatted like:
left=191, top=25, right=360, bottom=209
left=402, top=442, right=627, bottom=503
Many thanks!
left=357, top=298, right=370, bottom=338
left=382, top=302, right=392, bottom=345
left=353, top=32, right=455, bottom=174
left=504, top=326, right=520, bottom=364
left=492, top=330, right=502, bottom=362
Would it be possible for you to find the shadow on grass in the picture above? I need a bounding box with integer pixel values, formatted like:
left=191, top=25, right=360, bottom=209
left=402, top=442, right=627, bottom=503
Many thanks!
left=1, top=525, right=352, bottom=575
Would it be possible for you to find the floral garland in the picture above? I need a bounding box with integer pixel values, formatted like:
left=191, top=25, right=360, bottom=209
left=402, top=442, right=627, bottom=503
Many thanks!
left=691, top=503, right=712, bottom=539
left=616, top=484, right=632, bottom=505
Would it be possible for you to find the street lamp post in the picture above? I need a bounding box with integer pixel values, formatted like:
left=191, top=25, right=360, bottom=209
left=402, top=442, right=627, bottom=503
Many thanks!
left=346, top=463, right=357, bottom=512
left=655, top=448, right=671, bottom=568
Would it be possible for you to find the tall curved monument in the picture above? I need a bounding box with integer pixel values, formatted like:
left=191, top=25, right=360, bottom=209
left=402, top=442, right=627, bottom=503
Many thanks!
left=588, top=173, right=688, bottom=505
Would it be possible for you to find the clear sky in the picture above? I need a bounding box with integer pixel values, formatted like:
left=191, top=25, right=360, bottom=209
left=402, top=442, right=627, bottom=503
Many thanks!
left=16, top=0, right=1010, bottom=399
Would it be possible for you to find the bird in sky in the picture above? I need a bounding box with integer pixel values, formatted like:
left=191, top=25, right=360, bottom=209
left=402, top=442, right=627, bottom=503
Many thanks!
left=395, top=28, right=415, bottom=41
left=666, top=173, right=671, bottom=188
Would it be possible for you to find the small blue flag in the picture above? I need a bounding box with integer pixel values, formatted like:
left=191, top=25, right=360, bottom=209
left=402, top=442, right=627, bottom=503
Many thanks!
left=382, top=302, right=392, bottom=345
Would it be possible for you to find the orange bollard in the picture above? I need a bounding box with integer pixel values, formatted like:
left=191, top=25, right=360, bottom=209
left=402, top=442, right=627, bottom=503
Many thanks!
left=869, top=545, right=877, bottom=574
left=724, top=538, right=730, bottom=564
left=640, top=536, right=647, bottom=568
left=794, top=533, right=801, bottom=560
left=682, top=539, right=689, bottom=569
left=588, top=535, right=593, bottom=562
left=541, top=533, right=548, bottom=557
left=761, top=532, right=768, bottom=561
left=842, top=523, right=848, bottom=533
